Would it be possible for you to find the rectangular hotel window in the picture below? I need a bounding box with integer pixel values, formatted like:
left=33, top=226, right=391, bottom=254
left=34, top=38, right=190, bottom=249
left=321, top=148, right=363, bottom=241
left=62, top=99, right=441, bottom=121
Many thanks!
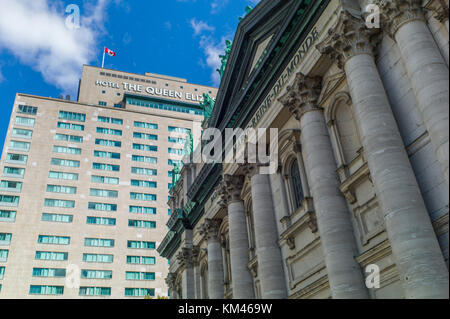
left=29, top=286, right=64, bottom=296
left=126, top=256, right=156, bottom=265
left=91, top=175, right=119, bottom=185
left=134, top=121, right=158, bottom=130
left=37, top=235, right=70, bottom=245
left=129, top=206, right=156, bottom=215
left=53, top=146, right=82, bottom=155
left=0, top=195, right=20, bottom=207
left=57, top=122, right=85, bottom=131
left=35, top=251, right=68, bottom=261
left=127, top=241, right=156, bottom=249
left=46, top=185, right=77, bottom=194
left=0, top=210, right=16, bottom=222
left=132, top=143, right=158, bottom=152
left=9, top=140, right=30, bottom=151
left=84, top=238, right=114, bottom=248
left=82, top=253, right=114, bottom=263
left=92, top=163, right=120, bottom=172
left=81, top=270, right=113, bottom=279
left=94, top=150, right=121, bottom=159
left=12, top=128, right=33, bottom=139
left=125, top=272, right=155, bottom=281
left=130, top=192, right=157, bottom=201
left=125, top=288, right=155, bottom=297
left=96, top=127, right=123, bottom=136
left=0, top=233, right=12, bottom=245
left=79, top=287, right=111, bottom=296
left=128, top=220, right=156, bottom=229
left=15, top=117, right=35, bottom=127
left=51, top=158, right=80, bottom=168
left=131, top=167, right=157, bottom=176
left=59, top=111, right=86, bottom=122
left=95, top=139, right=121, bottom=147
left=54, top=134, right=83, bottom=143
left=42, top=213, right=73, bottom=223
left=0, top=250, right=9, bottom=262
left=130, top=180, right=157, bottom=188
left=32, top=268, right=66, bottom=278
left=86, top=216, right=116, bottom=226
left=88, top=202, right=117, bottom=212
left=97, top=116, right=123, bottom=125
left=168, top=137, right=186, bottom=144
left=131, top=155, right=157, bottom=164
left=133, top=132, right=158, bottom=141
left=18, top=105, right=38, bottom=115
left=168, top=126, right=191, bottom=134
left=44, top=199, right=75, bottom=208
left=0, top=266, right=5, bottom=280
left=6, top=153, right=28, bottom=165
left=0, top=180, right=22, bottom=192
left=48, top=171, right=79, bottom=181
left=89, top=188, right=118, bottom=198
left=168, top=148, right=184, bottom=155
left=99, top=101, right=107, bottom=106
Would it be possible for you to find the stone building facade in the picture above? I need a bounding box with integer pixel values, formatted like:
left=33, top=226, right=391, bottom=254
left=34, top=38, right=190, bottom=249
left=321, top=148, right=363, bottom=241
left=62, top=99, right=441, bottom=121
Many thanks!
left=157, top=0, right=449, bottom=299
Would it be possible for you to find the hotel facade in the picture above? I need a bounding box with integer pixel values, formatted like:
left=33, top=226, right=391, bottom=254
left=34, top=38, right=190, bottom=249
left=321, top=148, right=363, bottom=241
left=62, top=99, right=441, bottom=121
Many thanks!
left=158, top=0, right=449, bottom=299
left=0, top=65, right=217, bottom=298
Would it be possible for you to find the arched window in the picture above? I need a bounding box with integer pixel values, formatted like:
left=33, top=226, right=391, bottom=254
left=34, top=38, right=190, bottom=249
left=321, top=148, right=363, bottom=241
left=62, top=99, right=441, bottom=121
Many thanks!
left=290, top=160, right=304, bottom=209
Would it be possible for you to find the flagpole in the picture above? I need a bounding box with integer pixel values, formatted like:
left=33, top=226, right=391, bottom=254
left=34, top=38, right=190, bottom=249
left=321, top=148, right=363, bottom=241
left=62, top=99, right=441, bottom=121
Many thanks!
left=102, top=48, right=105, bottom=68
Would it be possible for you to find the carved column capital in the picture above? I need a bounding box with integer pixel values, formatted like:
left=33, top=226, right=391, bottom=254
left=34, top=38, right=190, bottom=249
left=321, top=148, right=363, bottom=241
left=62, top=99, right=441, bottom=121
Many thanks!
left=216, top=181, right=230, bottom=208
left=176, top=247, right=198, bottom=268
left=316, top=10, right=380, bottom=68
left=165, top=273, right=177, bottom=290
left=379, top=0, right=426, bottom=36
left=425, top=0, right=449, bottom=23
left=199, top=218, right=221, bottom=241
left=223, top=174, right=245, bottom=202
left=278, top=72, right=322, bottom=121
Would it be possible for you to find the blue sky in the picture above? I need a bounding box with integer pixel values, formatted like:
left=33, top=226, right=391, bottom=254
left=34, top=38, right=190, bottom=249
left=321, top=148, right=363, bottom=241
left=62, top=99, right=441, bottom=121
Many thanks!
left=0, top=0, right=260, bottom=152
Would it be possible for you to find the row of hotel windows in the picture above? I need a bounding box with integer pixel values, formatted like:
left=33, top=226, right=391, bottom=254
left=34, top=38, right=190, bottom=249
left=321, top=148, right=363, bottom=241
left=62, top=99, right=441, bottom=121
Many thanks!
left=0, top=208, right=159, bottom=224
left=0, top=233, right=155, bottom=249
left=125, top=97, right=204, bottom=115
left=0, top=250, right=156, bottom=265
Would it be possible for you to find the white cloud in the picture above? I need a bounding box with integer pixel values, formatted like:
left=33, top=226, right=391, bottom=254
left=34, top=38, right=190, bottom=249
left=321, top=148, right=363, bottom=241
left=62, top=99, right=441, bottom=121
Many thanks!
left=0, top=65, right=4, bottom=83
left=211, top=0, right=229, bottom=14
left=190, top=18, right=215, bottom=36
left=199, top=36, right=228, bottom=87
left=0, top=0, right=112, bottom=94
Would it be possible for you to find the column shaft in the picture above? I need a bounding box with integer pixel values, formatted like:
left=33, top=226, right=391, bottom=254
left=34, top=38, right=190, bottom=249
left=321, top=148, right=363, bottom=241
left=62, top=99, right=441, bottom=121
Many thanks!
left=207, top=237, right=225, bottom=299
left=228, top=200, right=255, bottom=299
left=250, top=173, right=287, bottom=299
left=345, top=52, right=449, bottom=298
left=300, top=109, right=369, bottom=299
left=394, top=18, right=449, bottom=188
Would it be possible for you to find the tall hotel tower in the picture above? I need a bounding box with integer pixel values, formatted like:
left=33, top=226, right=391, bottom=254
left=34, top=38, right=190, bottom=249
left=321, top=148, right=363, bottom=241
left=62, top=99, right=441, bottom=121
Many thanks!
left=0, top=65, right=217, bottom=298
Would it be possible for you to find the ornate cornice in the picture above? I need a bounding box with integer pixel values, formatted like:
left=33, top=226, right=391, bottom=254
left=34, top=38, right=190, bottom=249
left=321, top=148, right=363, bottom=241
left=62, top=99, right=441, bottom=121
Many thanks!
left=379, top=0, right=426, bottom=37
left=278, top=73, right=322, bottom=121
left=316, top=10, right=380, bottom=69
left=223, top=174, right=245, bottom=202
left=425, top=0, right=449, bottom=23
left=165, top=273, right=177, bottom=290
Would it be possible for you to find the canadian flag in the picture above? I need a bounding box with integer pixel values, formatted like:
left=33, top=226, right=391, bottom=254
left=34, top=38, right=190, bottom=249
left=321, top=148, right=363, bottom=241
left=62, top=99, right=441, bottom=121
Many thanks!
left=104, top=47, right=116, bottom=57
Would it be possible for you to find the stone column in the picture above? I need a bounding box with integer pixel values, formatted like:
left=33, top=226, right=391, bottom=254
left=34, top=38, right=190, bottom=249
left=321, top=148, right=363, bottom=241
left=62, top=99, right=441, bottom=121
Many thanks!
left=279, top=75, right=369, bottom=299
left=166, top=273, right=178, bottom=299
left=194, top=260, right=201, bottom=299
left=200, top=219, right=224, bottom=299
left=241, top=165, right=288, bottom=299
left=317, top=10, right=449, bottom=298
left=381, top=0, right=449, bottom=188
left=177, top=247, right=197, bottom=299
left=223, top=175, right=256, bottom=299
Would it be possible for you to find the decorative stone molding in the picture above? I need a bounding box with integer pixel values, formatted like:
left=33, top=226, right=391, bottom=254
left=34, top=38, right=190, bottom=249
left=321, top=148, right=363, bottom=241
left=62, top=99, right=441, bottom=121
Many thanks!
left=278, top=73, right=322, bottom=121
left=166, top=273, right=177, bottom=290
left=379, top=0, right=426, bottom=36
left=215, top=181, right=229, bottom=208
left=223, top=174, right=245, bottom=202
left=176, top=246, right=199, bottom=268
left=199, top=218, right=221, bottom=241
left=425, top=0, right=450, bottom=23
left=316, top=10, right=380, bottom=68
